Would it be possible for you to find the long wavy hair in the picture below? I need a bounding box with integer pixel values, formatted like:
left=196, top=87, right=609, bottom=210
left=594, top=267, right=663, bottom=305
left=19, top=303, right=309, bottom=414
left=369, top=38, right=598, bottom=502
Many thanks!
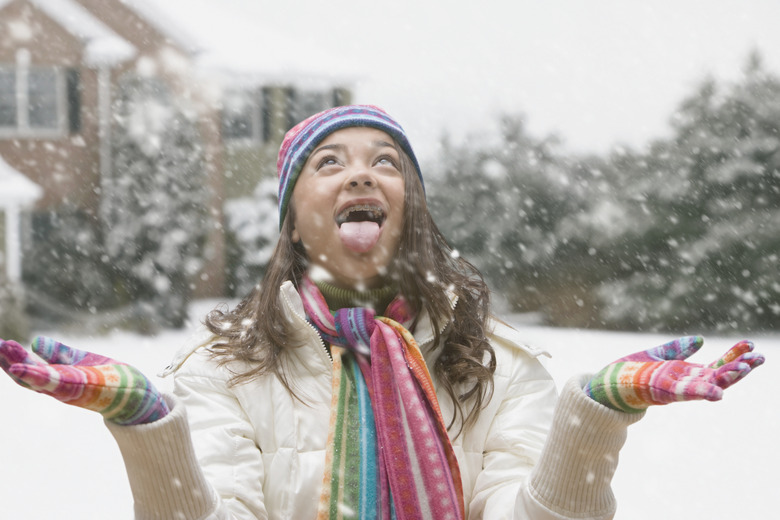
left=206, top=141, right=496, bottom=431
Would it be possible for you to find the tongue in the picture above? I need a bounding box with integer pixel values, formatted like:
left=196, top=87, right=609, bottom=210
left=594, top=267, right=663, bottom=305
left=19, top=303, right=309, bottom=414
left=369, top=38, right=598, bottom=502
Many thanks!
left=339, top=221, right=381, bottom=253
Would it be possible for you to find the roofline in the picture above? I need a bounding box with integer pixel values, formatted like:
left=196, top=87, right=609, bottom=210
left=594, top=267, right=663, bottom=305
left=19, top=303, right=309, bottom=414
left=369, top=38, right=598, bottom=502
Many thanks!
left=0, top=153, right=43, bottom=204
left=0, top=0, right=137, bottom=66
left=121, top=0, right=204, bottom=56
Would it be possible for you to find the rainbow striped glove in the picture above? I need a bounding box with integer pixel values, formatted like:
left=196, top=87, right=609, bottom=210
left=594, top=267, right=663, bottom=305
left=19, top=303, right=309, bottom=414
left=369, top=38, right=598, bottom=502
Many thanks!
left=0, top=337, right=169, bottom=426
left=585, top=336, right=764, bottom=413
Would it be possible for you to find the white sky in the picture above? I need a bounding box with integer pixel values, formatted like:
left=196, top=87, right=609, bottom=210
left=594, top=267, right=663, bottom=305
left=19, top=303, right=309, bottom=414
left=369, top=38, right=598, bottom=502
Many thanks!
left=153, top=0, right=780, bottom=160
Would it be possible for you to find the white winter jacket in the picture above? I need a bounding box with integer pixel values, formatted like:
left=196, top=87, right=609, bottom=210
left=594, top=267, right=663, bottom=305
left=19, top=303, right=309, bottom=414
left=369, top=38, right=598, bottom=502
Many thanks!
left=107, top=281, right=642, bottom=520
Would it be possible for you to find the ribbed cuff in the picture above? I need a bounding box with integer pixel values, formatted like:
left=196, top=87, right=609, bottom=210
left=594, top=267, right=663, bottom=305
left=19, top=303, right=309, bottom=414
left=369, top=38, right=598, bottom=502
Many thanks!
left=528, top=375, right=644, bottom=519
left=106, top=394, right=216, bottom=520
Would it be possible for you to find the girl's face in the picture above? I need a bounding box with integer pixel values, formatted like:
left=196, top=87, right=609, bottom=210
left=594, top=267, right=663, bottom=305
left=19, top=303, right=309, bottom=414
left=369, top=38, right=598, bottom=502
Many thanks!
left=291, top=127, right=405, bottom=289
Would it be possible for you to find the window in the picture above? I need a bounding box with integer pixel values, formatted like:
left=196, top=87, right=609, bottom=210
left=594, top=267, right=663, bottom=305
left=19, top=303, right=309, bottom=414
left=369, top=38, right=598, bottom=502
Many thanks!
left=0, top=62, right=67, bottom=137
left=221, top=88, right=263, bottom=144
left=286, top=90, right=331, bottom=132
left=27, top=68, right=59, bottom=129
left=221, top=86, right=344, bottom=144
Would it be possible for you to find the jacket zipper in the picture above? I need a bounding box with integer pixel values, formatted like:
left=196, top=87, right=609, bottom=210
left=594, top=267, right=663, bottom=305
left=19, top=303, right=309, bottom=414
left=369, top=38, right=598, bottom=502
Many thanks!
left=414, top=295, right=458, bottom=351
left=281, top=289, right=333, bottom=363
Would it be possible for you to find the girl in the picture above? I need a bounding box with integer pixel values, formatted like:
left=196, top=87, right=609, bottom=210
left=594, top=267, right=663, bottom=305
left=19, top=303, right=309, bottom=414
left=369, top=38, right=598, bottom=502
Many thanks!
left=0, top=105, right=764, bottom=519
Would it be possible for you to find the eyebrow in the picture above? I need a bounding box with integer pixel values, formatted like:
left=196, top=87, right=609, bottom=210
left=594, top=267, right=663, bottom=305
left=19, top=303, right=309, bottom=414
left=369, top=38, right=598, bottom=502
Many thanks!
left=310, top=143, right=344, bottom=156
left=311, top=140, right=396, bottom=157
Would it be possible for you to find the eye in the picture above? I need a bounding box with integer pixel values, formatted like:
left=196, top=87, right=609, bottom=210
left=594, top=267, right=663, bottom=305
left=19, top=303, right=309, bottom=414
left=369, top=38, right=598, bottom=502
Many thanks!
left=316, top=155, right=339, bottom=170
left=375, top=155, right=399, bottom=169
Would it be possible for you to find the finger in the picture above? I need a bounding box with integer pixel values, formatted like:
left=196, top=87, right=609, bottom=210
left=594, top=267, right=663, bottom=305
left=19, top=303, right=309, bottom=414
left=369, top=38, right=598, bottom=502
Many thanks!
left=9, top=362, right=127, bottom=414
left=1, top=340, right=46, bottom=388
left=1, top=340, right=38, bottom=370
left=712, top=356, right=763, bottom=389
left=709, top=340, right=754, bottom=368
left=667, top=336, right=705, bottom=360
left=741, top=351, right=765, bottom=369
left=8, top=363, right=92, bottom=401
left=628, top=336, right=704, bottom=362
left=31, top=337, right=115, bottom=367
left=727, top=350, right=765, bottom=370
left=661, top=375, right=723, bottom=403
left=711, top=364, right=749, bottom=388
left=31, top=337, right=86, bottom=365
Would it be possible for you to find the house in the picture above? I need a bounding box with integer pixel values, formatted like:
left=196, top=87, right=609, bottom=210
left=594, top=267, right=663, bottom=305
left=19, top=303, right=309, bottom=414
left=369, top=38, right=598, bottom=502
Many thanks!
left=0, top=0, right=352, bottom=301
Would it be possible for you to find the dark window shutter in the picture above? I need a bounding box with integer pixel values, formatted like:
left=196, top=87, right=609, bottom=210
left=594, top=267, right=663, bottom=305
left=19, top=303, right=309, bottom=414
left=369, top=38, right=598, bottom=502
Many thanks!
left=332, top=87, right=349, bottom=108
left=261, top=87, right=273, bottom=143
left=285, top=87, right=297, bottom=132
left=66, top=68, right=81, bottom=134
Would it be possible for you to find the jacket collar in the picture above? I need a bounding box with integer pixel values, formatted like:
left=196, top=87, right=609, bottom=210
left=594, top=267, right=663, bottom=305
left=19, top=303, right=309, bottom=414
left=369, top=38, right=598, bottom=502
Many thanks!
left=280, top=279, right=457, bottom=351
left=162, top=280, right=458, bottom=378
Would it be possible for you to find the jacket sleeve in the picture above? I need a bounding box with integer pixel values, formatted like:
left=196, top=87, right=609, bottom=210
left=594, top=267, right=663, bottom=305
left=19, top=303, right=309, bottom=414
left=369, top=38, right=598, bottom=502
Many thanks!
left=466, top=324, right=643, bottom=519
left=517, top=375, right=645, bottom=520
left=105, top=351, right=269, bottom=520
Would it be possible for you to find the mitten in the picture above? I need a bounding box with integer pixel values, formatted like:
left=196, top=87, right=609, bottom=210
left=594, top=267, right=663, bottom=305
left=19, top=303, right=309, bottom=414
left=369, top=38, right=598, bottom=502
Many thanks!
left=0, top=337, right=169, bottom=425
left=584, top=336, right=764, bottom=413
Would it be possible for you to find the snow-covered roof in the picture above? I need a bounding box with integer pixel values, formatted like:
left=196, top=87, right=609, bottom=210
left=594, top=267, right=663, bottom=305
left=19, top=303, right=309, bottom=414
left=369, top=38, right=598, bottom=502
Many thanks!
left=122, top=0, right=202, bottom=55
left=131, top=0, right=357, bottom=90
left=0, top=0, right=136, bottom=66
left=196, top=49, right=357, bottom=92
left=0, top=154, right=42, bottom=206
left=2, top=0, right=354, bottom=89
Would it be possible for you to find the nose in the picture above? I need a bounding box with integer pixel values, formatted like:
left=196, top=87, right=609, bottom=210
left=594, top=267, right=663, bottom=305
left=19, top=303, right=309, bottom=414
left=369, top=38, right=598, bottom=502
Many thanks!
left=349, top=178, right=373, bottom=188
left=345, top=170, right=375, bottom=189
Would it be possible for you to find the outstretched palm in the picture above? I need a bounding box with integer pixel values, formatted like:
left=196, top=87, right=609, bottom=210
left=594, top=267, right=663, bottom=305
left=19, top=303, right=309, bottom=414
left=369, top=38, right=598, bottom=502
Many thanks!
left=585, top=336, right=764, bottom=413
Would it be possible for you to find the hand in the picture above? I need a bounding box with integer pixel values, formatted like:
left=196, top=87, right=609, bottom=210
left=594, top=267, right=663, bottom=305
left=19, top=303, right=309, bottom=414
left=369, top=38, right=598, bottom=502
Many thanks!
left=0, top=337, right=169, bottom=425
left=584, top=336, right=764, bottom=413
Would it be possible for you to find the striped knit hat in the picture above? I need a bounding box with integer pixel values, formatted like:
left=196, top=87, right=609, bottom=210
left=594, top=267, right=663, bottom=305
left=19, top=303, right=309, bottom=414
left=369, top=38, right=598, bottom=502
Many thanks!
left=276, top=105, right=423, bottom=228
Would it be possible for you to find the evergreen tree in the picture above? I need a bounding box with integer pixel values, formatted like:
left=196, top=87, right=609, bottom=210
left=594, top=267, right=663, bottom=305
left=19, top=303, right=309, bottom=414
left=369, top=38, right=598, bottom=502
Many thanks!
left=224, top=176, right=279, bottom=297
left=428, top=53, right=779, bottom=332
left=597, top=53, right=780, bottom=331
left=0, top=278, right=29, bottom=341
left=103, top=76, right=209, bottom=329
left=428, top=116, right=587, bottom=317
left=23, top=205, right=117, bottom=313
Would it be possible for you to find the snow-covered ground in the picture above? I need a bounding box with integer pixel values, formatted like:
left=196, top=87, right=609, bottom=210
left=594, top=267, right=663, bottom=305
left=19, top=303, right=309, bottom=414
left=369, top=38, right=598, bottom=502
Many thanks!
left=1, top=300, right=777, bottom=519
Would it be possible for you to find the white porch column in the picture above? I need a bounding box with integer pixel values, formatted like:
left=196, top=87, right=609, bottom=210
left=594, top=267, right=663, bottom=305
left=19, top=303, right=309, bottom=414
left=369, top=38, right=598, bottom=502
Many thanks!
left=97, top=65, right=112, bottom=183
left=4, top=205, right=22, bottom=282
left=0, top=154, right=42, bottom=283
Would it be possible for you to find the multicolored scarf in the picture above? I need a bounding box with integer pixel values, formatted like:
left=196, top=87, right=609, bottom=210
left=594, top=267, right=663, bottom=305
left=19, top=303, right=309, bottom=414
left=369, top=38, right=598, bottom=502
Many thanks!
left=299, top=276, right=465, bottom=520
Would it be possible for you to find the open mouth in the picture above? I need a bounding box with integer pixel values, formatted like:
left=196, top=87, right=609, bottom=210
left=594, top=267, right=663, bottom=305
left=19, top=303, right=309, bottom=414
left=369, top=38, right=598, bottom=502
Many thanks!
left=335, top=203, right=387, bottom=253
left=335, top=204, right=386, bottom=228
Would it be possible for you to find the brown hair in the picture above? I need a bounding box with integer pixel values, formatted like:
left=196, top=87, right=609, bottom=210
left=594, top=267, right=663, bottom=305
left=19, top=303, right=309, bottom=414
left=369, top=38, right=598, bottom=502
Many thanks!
left=206, top=142, right=496, bottom=431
